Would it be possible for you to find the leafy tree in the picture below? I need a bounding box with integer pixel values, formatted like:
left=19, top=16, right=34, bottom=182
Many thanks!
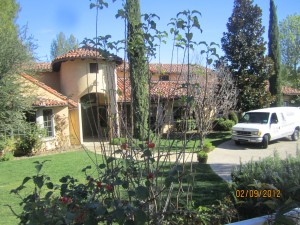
left=50, top=32, right=78, bottom=60
left=279, top=14, right=300, bottom=88
left=268, top=0, right=282, bottom=106
left=221, top=0, right=273, bottom=111
left=125, top=0, right=149, bottom=140
left=0, top=0, right=34, bottom=133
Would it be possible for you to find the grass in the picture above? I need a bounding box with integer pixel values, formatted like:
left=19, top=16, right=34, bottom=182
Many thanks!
left=0, top=132, right=231, bottom=224
left=156, top=131, right=232, bottom=152
left=0, top=150, right=104, bottom=225
left=111, top=131, right=232, bottom=152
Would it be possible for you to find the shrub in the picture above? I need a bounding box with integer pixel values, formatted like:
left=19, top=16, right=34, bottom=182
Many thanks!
left=0, top=137, right=15, bottom=161
left=231, top=152, right=300, bottom=219
left=0, top=151, right=14, bottom=162
left=197, top=150, right=208, bottom=163
left=110, top=137, right=128, bottom=145
left=213, top=118, right=235, bottom=131
left=197, top=196, right=238, bottom=225
left=228, top=111, right=238, bottom=124
left=202, top=141, right=215, bottom=153
left=14, top=125, right=43, bottom=156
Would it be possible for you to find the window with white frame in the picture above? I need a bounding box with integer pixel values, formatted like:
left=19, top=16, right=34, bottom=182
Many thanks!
left=43, top=109, right=54, bottom=137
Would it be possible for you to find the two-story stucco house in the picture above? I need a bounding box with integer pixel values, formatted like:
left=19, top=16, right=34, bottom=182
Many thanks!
left=22, top=47, right=202, bottom=150
left=22, top=46, right=122, bottom=150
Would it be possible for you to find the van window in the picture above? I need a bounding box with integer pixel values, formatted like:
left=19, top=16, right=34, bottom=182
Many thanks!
left=239, top=112, right=269, bottom=124
left=270, top=113, right=278, bottom=124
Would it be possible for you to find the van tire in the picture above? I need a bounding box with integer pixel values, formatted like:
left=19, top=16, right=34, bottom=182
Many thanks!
left=235, top=141, right=241, bottom=145
left=261, top=135, right=269, bottom=149
left=292, top=129, right=299, bottom=141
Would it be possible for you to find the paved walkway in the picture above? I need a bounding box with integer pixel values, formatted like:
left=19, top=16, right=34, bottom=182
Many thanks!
left=83, top=138, right=299, bottom=182
left=208, top=138, right=300, bottom=181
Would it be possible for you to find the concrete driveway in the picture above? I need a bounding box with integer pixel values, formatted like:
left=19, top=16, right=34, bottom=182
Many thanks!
left=207, top=138, right=300, bottom=181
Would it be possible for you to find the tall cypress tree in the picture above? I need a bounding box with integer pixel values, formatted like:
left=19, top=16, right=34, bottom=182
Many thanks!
left=268, top=0, right=282, bottom=106
left=221, top=0, right=273, bottom=111
left=126, top=0, right=149, bottom=140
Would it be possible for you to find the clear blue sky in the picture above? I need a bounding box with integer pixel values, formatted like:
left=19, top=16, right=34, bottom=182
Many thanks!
left=16, top=0, right=300, bottom=64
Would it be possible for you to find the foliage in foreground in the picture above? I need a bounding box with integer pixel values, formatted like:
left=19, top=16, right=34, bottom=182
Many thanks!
left=8, top=156, right=233, bottom=225
left=231, top=151, right=300, bottom=221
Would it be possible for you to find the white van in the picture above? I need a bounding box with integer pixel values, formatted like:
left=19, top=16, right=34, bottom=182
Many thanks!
left=232, top=107, right=300, bottom=148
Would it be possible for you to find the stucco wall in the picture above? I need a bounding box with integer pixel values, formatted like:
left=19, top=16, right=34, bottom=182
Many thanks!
left=36, top=72, right=60, bottom=92
left=60, top=59, right=117, bottom=102
left=20, top=75, right=64, bottom=102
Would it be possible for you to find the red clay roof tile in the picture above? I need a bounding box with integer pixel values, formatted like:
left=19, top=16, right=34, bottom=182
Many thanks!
left=33, top=98, right=67, bottom=107
left=117, top=63, right=206, bottom=75
left=52, top=46, right=122, bottom=71
left=282, top=86, right=300, bottom=95
left=117, top=78, right=187, bottom=102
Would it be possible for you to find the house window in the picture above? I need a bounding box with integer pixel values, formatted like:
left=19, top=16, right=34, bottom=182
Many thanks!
left=89, top=63, right=98, bottom=73
left=159, top=75, right=169, bottom=81
left=43, top=109, right=54, bottom=137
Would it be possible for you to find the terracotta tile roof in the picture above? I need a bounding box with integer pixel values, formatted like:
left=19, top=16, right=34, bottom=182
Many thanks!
left=34, top=62, right=52, bottom=72
left=33, top=98, right=67, bottom=107
left=282, top=86, right=300, bottom=95
left=117, top=78, right=187, bottom=102
left=21, top=73, right=78, bottom=108
left=117, top=63, right=206, bottom=75
left=150, top=81, right=187, bottom=98
left=52, top=46, right=122, bottom=71
left=117, top=78, right=131, bottom=102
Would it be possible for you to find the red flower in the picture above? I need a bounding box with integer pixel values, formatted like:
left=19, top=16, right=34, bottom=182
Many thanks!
left=96, top=182, right=102, bottom=188
left=121, top=143, right=128, bottom=150
left=106, top=184, right=113, bottom=192
left=147, top=172, right=155, bottom=180
left=147, top=143, right=155, bottom=148
left=60, top=196, right=72, bottom=204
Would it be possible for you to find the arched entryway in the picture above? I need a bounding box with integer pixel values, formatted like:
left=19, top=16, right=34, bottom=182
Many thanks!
left=80, top=93, right=109, bottom=141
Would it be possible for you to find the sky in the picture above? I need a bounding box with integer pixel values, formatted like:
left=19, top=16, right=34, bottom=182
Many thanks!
left=16, top=0, right=300, bottom=64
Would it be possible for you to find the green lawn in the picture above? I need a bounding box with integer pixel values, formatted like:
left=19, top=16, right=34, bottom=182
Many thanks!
left=156, top=131, right=232, bottom=152
left=0, top=150, right=103, bottom=225
left=0, top=139, right=230, bottom=224
left=111, top=131, right=232, bottom=152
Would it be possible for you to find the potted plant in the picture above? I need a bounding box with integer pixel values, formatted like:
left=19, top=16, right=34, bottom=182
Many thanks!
left=197, top=150, right=208, bottom=163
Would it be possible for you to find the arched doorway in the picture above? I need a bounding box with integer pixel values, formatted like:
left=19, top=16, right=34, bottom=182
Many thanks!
left=80, top=93, right=108, bottom=141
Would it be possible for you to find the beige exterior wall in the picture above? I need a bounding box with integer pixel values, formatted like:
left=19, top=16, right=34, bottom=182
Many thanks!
left=60, top=59, right=117, bottom=101
left=36, top=72, right=60, bottom=92
left=19, top=75, right=63, bottom=102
